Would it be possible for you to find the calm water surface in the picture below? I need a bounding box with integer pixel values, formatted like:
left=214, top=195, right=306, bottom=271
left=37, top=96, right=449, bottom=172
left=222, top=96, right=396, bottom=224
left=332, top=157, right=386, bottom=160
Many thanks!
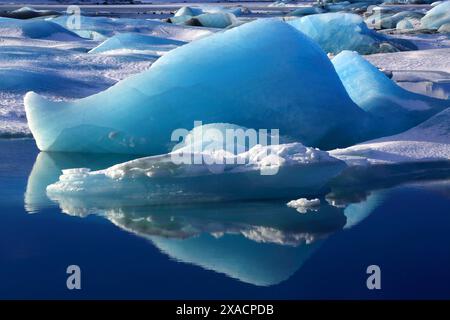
left=1, top=139, right=449, bottom=299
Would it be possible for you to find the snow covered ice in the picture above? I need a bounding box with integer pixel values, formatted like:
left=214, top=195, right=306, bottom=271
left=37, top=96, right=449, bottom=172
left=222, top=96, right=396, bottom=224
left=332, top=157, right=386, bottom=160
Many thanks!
left=286, top=198, right=321, bottom=213
left=25, top=18, right=375, bottom=155
left=331, top=107, right=450, bottom=164
left=0, top=17, right=81, bottom=40
left=420, top=0, right=450, bottom=30
left=45, top=123, right=347, bottom=204
left=50, top=15, right=214, bottom=42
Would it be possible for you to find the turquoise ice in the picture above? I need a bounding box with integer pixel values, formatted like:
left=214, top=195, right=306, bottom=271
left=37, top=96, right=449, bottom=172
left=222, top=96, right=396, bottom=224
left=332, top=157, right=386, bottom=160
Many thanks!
left=332, top=51, right=449, bottom=135
left=0, top=17, right=80, bottom=40
left=421, top=1, right=450, bottom=29
left=25, top=19, right=373, bottom=155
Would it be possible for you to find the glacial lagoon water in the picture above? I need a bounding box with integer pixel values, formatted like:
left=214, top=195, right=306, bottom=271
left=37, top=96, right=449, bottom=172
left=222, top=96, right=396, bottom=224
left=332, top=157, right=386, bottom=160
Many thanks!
left=1, top=138, right=450, bottom=299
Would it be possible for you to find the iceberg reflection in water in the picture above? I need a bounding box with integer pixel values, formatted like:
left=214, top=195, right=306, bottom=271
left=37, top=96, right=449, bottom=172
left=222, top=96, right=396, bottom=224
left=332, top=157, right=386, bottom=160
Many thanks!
left=24, top=151, right=450, bottom=286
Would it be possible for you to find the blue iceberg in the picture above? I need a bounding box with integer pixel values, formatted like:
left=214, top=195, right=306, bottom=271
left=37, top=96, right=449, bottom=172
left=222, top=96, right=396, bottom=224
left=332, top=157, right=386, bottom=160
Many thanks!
left=332, top=51, right=449, bottom=135
left=169, top=8, right=240, bottom=29
left=45, top=123, right=347, bottom=204
left=25, top=19, right=373, bottom=154
left=287, top=13, right=415, bottom=55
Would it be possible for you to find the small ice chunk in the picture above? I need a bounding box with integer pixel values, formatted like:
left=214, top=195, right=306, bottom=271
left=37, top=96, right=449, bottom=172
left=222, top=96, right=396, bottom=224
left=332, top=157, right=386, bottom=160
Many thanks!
left=287, top=198, right=321, bottom=214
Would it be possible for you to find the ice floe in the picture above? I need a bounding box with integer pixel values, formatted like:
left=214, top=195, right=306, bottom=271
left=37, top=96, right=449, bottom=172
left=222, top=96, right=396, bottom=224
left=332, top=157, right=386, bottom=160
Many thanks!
left=420, top=0, right=450, bottom=30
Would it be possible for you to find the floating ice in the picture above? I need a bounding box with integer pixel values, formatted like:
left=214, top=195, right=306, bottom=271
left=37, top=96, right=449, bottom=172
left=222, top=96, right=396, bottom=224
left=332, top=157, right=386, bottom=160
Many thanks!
left=174, top=6, right=248, bottom=17
left=45, top=123, right=347, bottom=203
left=331, top=108, right=450, bottom=164
left=191, top=13, right=239, bottom=29
left=287, top=6, right=325, bottom=17
left=332, top=51, right=449, bottom=135
left=169, top=8, right=240, bottom=29
left=372, top=11, right=424, bottom=29
left=288, top=13, right=415, bottom=55
left=25, top=19, right=373, bottom=154
left=47, top=124, right=345, bottom=204
left=421, top=1, right=450, bottom=30
left=89, top=33, right=186, bottom=54
left=286, top=198, right=321, bottom=213
left=0, top=17, right=81, bottom=40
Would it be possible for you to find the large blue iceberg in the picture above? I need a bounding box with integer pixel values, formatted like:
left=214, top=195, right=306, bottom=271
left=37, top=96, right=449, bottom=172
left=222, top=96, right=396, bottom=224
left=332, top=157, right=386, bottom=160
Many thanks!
left=25, top=19, right=373, bottom=154
left=332, top=51, right=449, bottom=135
left=45, top=123, right=347, bottom=204
left=287, top=13, right=416, bottom=55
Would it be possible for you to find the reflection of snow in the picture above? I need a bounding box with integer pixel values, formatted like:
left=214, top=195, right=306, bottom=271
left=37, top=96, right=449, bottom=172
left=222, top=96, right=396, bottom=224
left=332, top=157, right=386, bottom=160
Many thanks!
left=241, top=226, right=318, bottom=246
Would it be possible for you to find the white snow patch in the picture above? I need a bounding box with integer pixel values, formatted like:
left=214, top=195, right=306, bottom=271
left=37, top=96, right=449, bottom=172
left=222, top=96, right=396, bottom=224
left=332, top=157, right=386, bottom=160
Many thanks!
left=286, top=198, right=321, bottom=214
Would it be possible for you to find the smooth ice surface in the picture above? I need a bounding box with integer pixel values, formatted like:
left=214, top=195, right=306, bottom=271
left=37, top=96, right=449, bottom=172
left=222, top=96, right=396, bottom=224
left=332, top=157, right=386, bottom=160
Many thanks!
left=46, top=123, right=347, bottom=204
left=89, top=33, right=186, bottom=54
left=0, top=17, right=80, bottom=40
left=332, top=51, right=449, bottom=135
left=421, top=0, right=450, bottom=29
left=331, top=108, right=450, bottom=164
left=288, top=13, right=415, bottom=54
left=25, top=19, right=373, bottom=154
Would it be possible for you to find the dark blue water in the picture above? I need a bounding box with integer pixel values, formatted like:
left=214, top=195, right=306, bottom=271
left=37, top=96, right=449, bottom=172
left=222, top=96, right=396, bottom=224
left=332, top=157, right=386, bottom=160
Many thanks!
left=1, top=138, right=449, bottom=299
